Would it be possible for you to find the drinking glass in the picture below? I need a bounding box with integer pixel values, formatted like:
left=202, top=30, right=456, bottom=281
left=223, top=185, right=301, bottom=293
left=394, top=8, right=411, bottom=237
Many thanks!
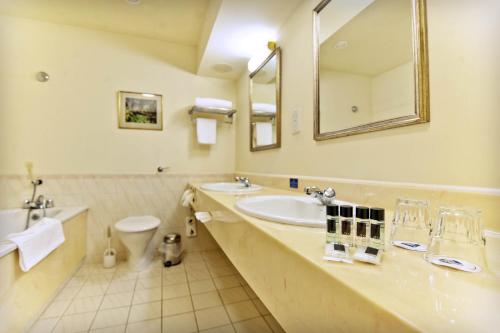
left=424, top=207, right=485, bottom=273
left=391, top=198, right=431, bottom=251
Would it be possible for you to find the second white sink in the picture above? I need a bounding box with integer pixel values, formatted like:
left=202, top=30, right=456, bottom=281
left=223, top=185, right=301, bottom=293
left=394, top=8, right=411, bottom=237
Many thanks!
left=235, top=195, right=350, bottom=228
left=201, top=182, right=262, bottom=194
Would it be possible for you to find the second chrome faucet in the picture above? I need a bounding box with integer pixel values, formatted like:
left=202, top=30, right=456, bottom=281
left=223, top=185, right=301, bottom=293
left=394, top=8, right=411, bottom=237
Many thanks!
left=304, top=186, right=336, bottom=205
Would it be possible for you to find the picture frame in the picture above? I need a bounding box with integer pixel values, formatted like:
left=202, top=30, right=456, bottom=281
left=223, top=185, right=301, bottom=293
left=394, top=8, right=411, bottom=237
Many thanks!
left=117, top=91, right=163, bottom=130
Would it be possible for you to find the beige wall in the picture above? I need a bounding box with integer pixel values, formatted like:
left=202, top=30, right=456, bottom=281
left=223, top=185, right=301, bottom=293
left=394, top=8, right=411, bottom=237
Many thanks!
left=236, top=0, right=500, bottom=189
left=0, top=15, right=236, bottom=176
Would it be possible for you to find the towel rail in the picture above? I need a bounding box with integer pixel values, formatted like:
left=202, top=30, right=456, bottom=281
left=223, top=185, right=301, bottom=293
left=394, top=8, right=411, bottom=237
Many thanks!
left=189, top=106, right=237, bottom=124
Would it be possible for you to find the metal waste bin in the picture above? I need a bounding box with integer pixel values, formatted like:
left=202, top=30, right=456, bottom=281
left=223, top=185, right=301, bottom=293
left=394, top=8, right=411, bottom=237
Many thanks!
left=161, top=233, right=182, bottom=267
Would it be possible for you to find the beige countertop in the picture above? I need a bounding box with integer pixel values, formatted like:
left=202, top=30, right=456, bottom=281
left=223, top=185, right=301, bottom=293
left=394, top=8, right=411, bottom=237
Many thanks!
left=192, top=184, right=500, bottom=333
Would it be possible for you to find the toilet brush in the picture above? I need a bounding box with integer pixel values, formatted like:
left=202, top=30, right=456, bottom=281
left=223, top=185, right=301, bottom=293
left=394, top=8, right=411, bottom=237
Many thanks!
left=103, top=226, right=116, bottom=268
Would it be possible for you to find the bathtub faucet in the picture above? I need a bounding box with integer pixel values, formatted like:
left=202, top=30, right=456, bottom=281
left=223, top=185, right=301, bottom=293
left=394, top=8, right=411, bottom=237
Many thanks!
left=22, top=179, right=54, bottom=211
left=23, top=195, right=54, bottom=210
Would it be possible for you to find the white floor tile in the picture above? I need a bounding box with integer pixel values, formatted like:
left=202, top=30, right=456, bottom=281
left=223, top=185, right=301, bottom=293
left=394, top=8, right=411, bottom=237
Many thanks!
left=188, top=279, right=216, bottom=295
left=126, top=318, right=161, bottom=333
left=53, top=311, right=97, bottom=333
left=128, top=301, right=162, bottom=323
left=162, top=283, right=190, bottom=299
left=136, top=276, right=162, bottom=290
left=191, top=291, right=222, bottom=310
left=225, top=300, right=260, bottom=323
left=107, top=280, right=136, bottom=295
left=91, top=307, right=130, bottom=329
left=90, top=325, right=126, bottom=333
left=162, top=312, right=197, bottom=333
left=213, top=275, right=241, bottom=290
left=101, top=292, right=134, bottom=310
left=233, top=317, right=272, bottom=333
left=162, top=297, right=193, bottom=317
left=40, top=300, right=71, bottom=319
left=162, top=272, right=187, bottom=286
left=219, top=287, right=249, bottom=305
left=132, top=288, right=162, bottom=304
left=65, top=295, right=103, bottom=315
left=199, top=324, right=235, bottom=333
left=195, top=306, right=231, bottom=331
left=28, top=317, right=59, bottom=333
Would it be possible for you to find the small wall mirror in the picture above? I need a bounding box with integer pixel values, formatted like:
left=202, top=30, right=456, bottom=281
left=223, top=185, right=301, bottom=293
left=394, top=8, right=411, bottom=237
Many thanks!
left=249, top=48, right=281, bottom=151
left=313, top=0, right=429, bottom=140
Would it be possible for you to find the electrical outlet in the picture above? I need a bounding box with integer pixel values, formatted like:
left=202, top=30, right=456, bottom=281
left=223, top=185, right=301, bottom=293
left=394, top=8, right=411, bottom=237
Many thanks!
left=185, top=216, right=197, bottom=237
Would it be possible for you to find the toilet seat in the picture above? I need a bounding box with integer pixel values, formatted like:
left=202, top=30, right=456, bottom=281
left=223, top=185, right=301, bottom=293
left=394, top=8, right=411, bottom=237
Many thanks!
left=115, top=216, right=160, bottom=233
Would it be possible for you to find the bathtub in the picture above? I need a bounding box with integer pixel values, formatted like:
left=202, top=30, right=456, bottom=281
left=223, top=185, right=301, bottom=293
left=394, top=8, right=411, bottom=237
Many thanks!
left=0, top=206, right=88, bottom=333
left=0, top=206, right=88, bottom=258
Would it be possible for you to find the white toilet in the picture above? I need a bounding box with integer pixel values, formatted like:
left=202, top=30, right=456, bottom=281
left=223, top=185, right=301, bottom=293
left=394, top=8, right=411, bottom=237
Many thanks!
left=115, top=216, right=161, bottom=271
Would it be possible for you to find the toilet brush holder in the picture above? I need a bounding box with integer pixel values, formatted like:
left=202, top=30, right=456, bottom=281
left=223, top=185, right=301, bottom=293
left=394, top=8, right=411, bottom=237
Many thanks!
left=103, top=248, right=116, bottom=268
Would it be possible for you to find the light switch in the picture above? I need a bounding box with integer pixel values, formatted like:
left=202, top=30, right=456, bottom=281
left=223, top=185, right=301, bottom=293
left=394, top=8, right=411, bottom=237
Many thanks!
left=292, top=108, right=300, bottom=134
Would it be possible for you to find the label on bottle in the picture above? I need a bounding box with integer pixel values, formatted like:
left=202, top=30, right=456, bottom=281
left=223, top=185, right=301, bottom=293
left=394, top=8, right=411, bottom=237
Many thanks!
left=356, top=222, right=367, bottom=237
left=341, top=220, right=351, bottom=235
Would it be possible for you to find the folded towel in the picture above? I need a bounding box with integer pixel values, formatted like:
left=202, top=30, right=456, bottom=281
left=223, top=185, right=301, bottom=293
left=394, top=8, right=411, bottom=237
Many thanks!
left=195, top=97, right=233, bottom=109
left=255, top=122, right=273, bottom=146
left=252, top=103, right=276, bottom=113
left=6, top=217, right=65, bottom=272
left=196, top=118, right=217, bottom=145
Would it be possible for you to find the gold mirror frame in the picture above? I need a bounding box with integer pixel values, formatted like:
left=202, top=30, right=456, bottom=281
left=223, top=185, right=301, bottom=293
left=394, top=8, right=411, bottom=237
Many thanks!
left=313, top=0, right=430, bottom=140
left=249, top=47, right=282, bottom=151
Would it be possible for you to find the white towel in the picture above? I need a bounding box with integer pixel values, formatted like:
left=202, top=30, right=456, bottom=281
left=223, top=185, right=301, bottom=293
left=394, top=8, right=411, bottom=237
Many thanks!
left=255, top=122, right=273, bottom=146
left=195, top=97, right=233, bottom=109
left=196, top=118, right=217, bottom=144
left=6, top=217, right=65, bottom=272
left=252, top=103, right=276, bottom=113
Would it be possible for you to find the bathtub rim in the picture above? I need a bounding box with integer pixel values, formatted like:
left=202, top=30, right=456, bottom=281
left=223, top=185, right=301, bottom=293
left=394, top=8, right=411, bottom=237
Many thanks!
left=0, top=206, right=88, bottom=258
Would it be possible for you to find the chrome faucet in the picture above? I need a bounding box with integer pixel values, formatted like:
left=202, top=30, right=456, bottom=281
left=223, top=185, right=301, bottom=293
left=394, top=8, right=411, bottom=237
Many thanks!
left=304, top=186, right=336, bottom=205
left=23, top=179, right=54, bottom=229
left=235, top=176, right=251, bottom=188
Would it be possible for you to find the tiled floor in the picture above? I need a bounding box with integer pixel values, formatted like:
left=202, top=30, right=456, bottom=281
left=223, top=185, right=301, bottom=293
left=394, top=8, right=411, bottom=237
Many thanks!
left=29, top=250, right=285, bottom=333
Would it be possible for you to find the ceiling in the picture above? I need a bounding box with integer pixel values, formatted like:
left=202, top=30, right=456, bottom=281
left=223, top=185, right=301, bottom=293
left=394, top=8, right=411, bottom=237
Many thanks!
left=0, top=0, right=210, bottom=47
left=319, top=0, right=413, bottom=76
left=0, top=0, right=302, bottom=80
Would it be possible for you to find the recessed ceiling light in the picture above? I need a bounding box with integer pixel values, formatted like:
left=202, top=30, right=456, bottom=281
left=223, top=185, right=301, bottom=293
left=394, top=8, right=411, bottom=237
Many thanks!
left=213, top=64, right=233, bottom=73
left=125, top=0, right=141, bottom=5
left=333, top=40, right=348, bottom=49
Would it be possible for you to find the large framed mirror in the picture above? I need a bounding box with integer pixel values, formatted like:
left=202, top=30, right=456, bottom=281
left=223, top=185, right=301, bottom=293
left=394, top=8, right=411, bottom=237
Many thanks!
left=313, top=0, right=429, bottom=140
left=249, top=48, right=281, bottom=151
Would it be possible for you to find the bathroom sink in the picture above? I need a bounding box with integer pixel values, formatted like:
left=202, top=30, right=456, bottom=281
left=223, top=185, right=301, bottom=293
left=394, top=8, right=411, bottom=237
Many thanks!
left=201, top=182, right=262, bottom=193
left=235, top=195, right=350, bottom=228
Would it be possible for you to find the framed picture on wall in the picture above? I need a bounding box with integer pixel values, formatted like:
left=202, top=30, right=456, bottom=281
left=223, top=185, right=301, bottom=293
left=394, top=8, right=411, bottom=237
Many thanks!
left=117, top=91, right=163, bottom=130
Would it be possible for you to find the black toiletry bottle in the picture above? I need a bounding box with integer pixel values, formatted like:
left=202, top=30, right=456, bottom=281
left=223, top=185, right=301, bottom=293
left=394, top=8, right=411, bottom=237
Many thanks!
left=370, top=208, right=385, bottom=250
left=326, top=204, right=339, bottom=244
left=355, top=206, right=370, bottom=247
left=340, top=205, right=354, bottom=246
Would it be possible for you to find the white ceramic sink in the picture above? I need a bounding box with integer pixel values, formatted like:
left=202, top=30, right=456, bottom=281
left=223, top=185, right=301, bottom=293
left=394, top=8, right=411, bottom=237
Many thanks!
left=235, top=195, right=350, bottom=228
left=201, top=182, right=262, bottom=194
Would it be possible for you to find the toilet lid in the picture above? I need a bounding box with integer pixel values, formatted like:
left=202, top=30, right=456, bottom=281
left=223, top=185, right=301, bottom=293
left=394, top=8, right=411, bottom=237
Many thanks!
left=115, top=216, right=161, bottom=232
